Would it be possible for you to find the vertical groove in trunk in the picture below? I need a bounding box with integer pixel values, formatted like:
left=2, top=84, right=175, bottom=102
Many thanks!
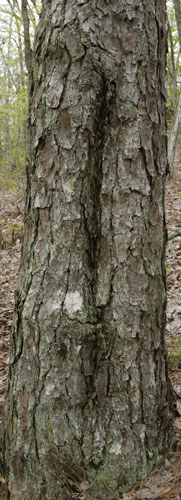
left=3, top=1, right=176, bottom=499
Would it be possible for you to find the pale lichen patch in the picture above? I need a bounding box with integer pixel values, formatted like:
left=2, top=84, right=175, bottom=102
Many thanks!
left=64, top=291, right=83, bottom=318
left=109, top=442, right=122, bottom=455
left=62, top=177, right=76, bottom=201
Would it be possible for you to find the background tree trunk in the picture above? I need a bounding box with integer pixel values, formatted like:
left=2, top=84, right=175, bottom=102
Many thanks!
left=173, top=0, right=181, bottom=52
left=3, top=1, right=176, bottom=499
left=168, top=92, right=181, bottom=177
left=21, top=0, right=33, bottom=89
left=167, top=0, right=181, bottom=178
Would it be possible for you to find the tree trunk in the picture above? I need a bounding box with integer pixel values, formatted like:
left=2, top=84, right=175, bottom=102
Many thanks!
left=173, top=0, right=181, bottom=52
left=168, top=92, right=181, bottom=177
left=167, top=0, right=181, bottom=178
left=168, top=22, right=178, bottom=113
left=21, top=0, right=33, bottom=89
left=3, top=1, right=176, bottom=499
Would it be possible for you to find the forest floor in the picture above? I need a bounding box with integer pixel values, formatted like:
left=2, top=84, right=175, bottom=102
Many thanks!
left=0, top=150, right=181, bottom=499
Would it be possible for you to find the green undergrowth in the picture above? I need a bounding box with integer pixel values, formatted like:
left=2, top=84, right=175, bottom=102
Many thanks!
left=167, top=337, right=181, bottom=369
left=0, top=220, right=24, bottom=249
left=0, top=162, right=24, bottom=192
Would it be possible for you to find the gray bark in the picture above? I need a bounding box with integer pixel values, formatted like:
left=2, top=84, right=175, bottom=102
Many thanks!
left=21, top=0, right=33, bottom=88
left=168, top=92, right=181, bottom=177
left=173, top=0, right=181, bottom=52
left=167, top=0, right=181, bottom=177
left=3, top=1, right=176, bottom=499
left=168, top=22, right=178, bottom=113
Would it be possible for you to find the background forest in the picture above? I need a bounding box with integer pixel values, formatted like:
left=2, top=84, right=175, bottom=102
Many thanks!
left=0, top=0, right=41, bottom=189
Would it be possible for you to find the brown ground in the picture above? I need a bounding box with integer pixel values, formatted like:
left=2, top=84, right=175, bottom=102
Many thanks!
left=0, top=151, right=180, bottom=498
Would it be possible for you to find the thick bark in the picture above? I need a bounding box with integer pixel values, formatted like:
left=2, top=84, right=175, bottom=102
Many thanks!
left=3, top=1, right=176, bottom=499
